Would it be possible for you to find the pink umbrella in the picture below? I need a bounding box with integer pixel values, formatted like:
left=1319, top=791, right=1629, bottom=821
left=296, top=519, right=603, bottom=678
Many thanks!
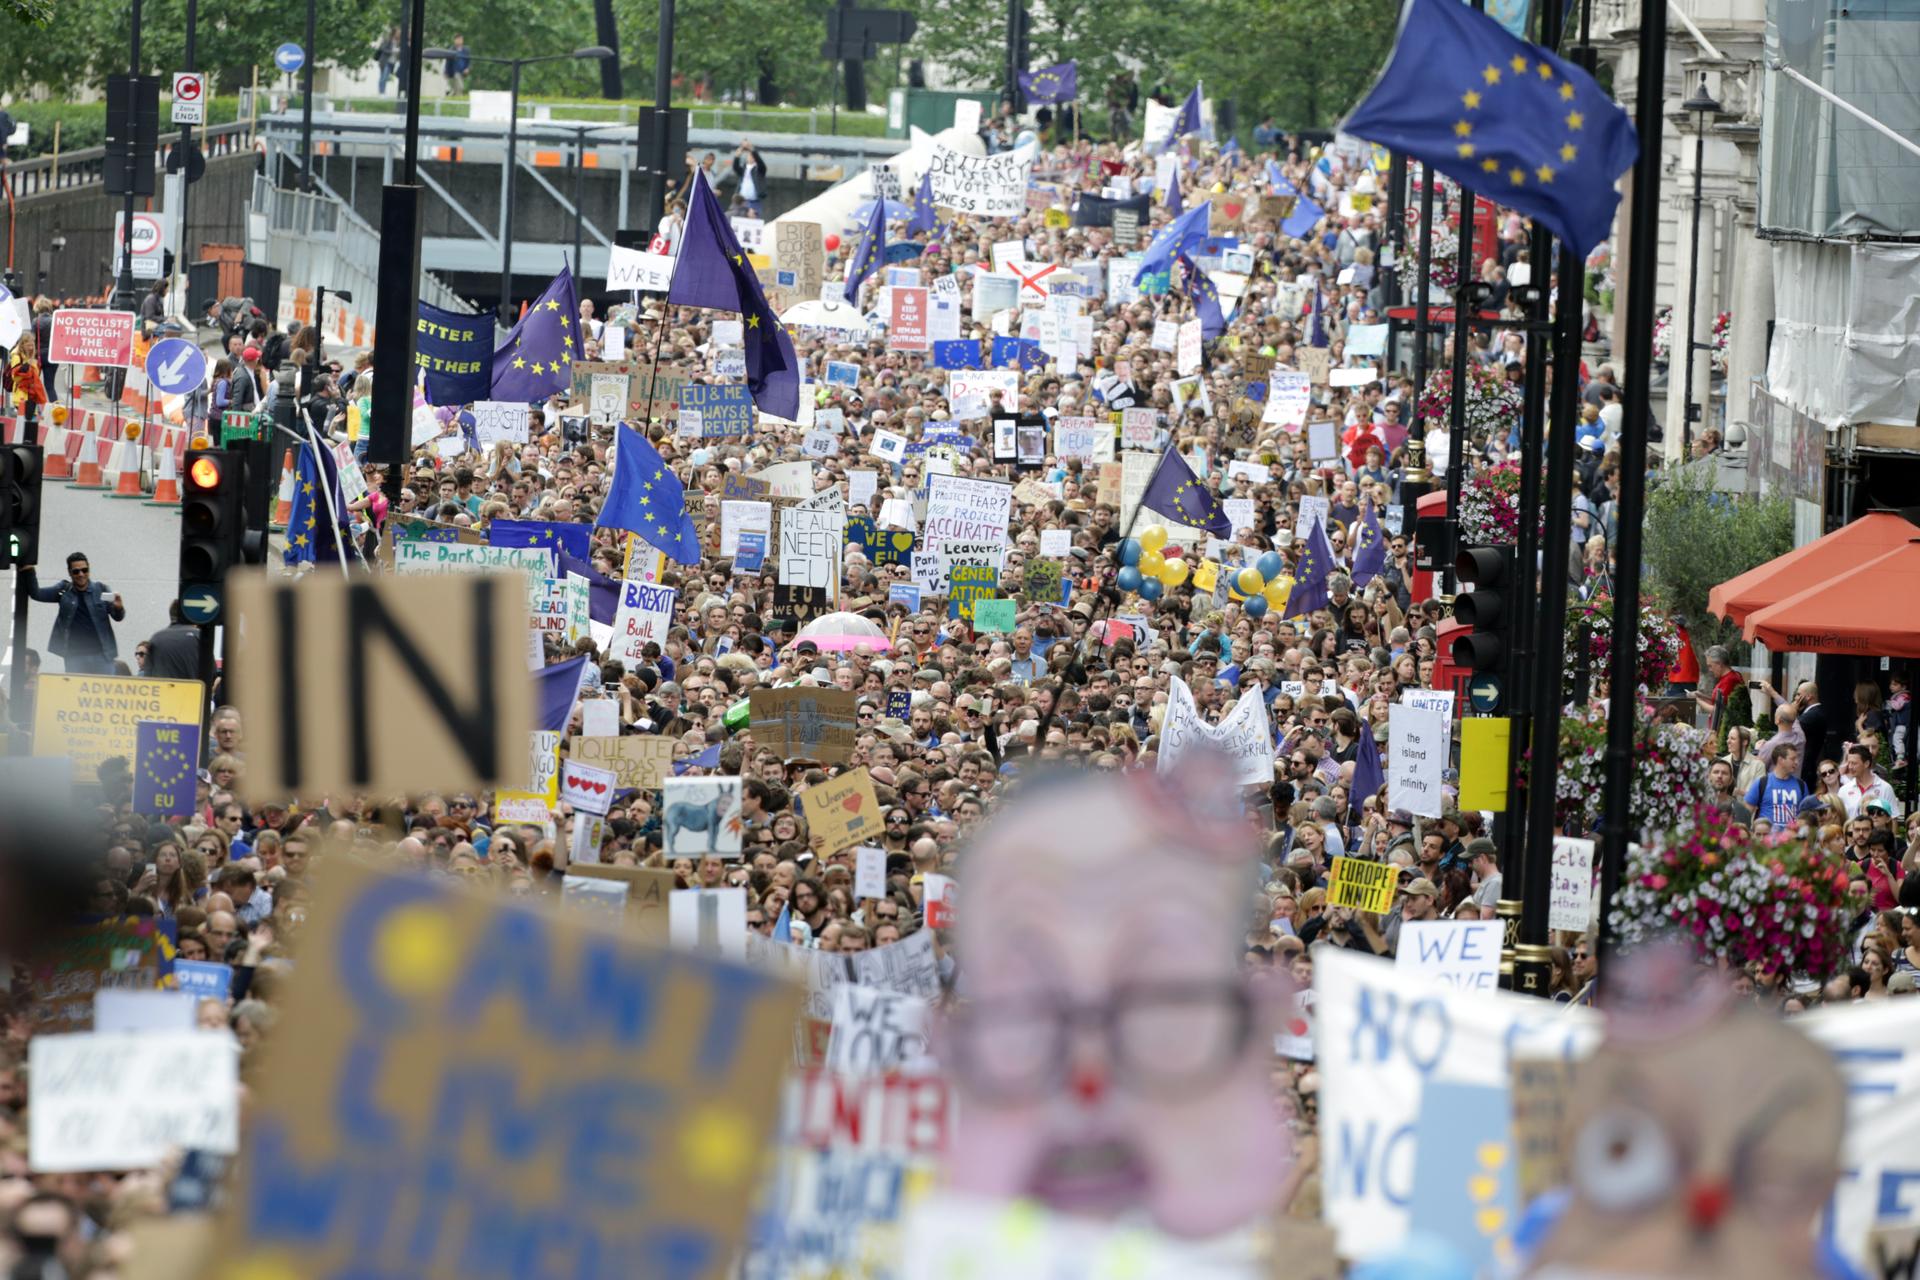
left=795, top=611, right=894, bottom=652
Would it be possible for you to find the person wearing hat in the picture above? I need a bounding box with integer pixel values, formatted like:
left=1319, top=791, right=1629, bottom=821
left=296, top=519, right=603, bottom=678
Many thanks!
left=1466, top=838, right=1502, bottom=911
left=1384, top=876, right=1440, bottom=955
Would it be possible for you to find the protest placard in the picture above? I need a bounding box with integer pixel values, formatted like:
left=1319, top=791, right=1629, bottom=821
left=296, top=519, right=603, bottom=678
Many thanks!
left=946, top=564, right=998, bottom=622
left=854, top=846, right=888, bottom=901
left=27, top=918, right=167, bottom=1033
left=1325, top=856, right=1397, bottom=913
left=776, top=220, right=825, bottom=296
left=1120, top=406, right=1159, bottom=451
left=588, top=373, right=627, bottom=426
left=1548, top=837, right=1597, bottom=932
left=569, top=734, right=675, bottom=791
left=922, top=473, right=1011, bottom=548
left=468, top=400, right=528, bottom=449
left=802, top=766, right=882, bottom=853
left=678, top=383, right=754, bottom=438
left=528, top=729, right=561, bottom=802
left=30, top=1031, right=239, bottom=1172
left=559, top=758, right=617, bottom=816
left=1262, top=371, right=1314, bottom=428
left=720, top=498, right=773, bottom=559
left=1020, top=559, right=1064, bottom=606
left=227, top=570, right=531, bottom=801
left=562, top=873, right=628, bottom=916
left=923, top=873, right=955, bottom=929
left=174, top=959, right=232, bottom=1002
left=1155, top=677, right=1274, bottom=787
left=1052, top=415, right=1112, bottom=462
left=212, top=859, right=797, bottom=1278
left=1038, top=527, right=1072, bottom=558
left=392, top=541, right=553, bottom=576
left=925, top=142, right=1030, bottom=216
left=778, top=499, right=846, bottom=592
left=1176, top=318, right=1203, bottom=376
left=32, top=675, right=204, bottom=782
left=826, top=986, right=930, bottom=1078
left=563, top=863, right=674, bottom=936
left=610, top=579, right=678, bottom=669
left=605, top=244, right=675, bottom=292
left=1387, top=703, right=1447, bottom=818
left=133, top=720, right=199, bottom=818
left=662, top=777, right=744, bottom=858
left=972, top=599, right=1017, bottom=632
left=947, top=367, right=1019, bottom=420
left=1395, top=921, right=1503, bottom=990
left=749, top=688, right=859, bottom=764
left=888, top=285, right=929, bottom=350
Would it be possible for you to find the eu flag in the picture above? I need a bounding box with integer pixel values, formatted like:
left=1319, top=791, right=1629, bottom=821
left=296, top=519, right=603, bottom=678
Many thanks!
left=844, top=189, right=887, bottom=306
left=491, top=264, right=582, bottom=402
left=1341, top=0, right=1637, bottom=255
left=1282, top=197, right=1325, bottom=240
left=667, top=170, right=801, bottom=421
left=1349, top=721, right=1385, bottom=815
left=1172, top=85, right=1204, bottom=140
left=1177, top=252, right=1225, bottom=342
left=489, top=518, right=592, bottom=564
left=1019, top=60, right=1078, bottom=105
left=558, top=547, right=620, bottom=625
left=1351, top=503, right=1388, bottom=587
left=533, top=654, right=591, bottom=733
left=1139, top=446, right=1232, bottom=539
left=1165, top=165, right=1184, bottom=217
left=282, top=437, right=349, bottom=568
left=1284, top=516, right=1337, bottom=619
left=933, top=339, right=983, bottom=370
left=907, top=169, right=940, bottom=238
left=1309, top=283, right=1329, bottom=348
left=1133, top=200, right=1211, bottom=286
left=991, top=336, right=1046, bottom=371
left=599, top=423, right=701, bottom=564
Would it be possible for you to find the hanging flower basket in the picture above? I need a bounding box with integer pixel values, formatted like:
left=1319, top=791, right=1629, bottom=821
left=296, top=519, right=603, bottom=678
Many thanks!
left=1416, top=363, right=1522, bottom=440
left=1650, top=305, right=1672, bottom=366
left=1563, top=595, right=1681, bottom=700
left=1710, top=311, right=1731, bottom=374
left=1608, top=803, right=1853, bottom=980
left=1554, top=705, right=1707, bottom=836
left=1458, top=458, right=1540, bottom=545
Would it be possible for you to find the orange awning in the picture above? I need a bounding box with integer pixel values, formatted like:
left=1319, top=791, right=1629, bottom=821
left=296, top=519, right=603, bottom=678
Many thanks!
left=1707, top=511, right=1920, bottom=626
left=1743, top=538, right=1920, bottom=658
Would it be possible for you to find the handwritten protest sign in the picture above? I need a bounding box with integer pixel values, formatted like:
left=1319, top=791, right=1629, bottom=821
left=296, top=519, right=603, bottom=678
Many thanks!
left=1053, top=415, right=1112, bottom=462
left=946, top=564, right=998, bottom=622
left=925, top=142, right=1031, bottom=217
left=1387, top=703, right=1447, bottom=818
left=470, top=400, right=529, bottom=448
left=778, top=500, right=845, bottom=591
left=679, top=383, right=753, bottom=437
left=570, top=733, right=675, bottom=790
left=826, top=986, right=930, bottom=1078
left=610, top=579, right=677, bottom=669
left=1155, top=677, right=1274, bottom=787
left=1549, top=836, right=1597, bottom=932
left=972, top=599, right=1016, bottom=632
left=1396, top=921, right=1502, bottom=990
left=30, top=1031, right=239, bottom=1172
left=801, top=766, right=882, bottom=853
left=1326, top=856, right=1397, bottom=913
left=212, top=859, right=798, bottom=1280
left=750, top=689, right=858, bottom=764
left=28, top=918, right=167, bottom=1033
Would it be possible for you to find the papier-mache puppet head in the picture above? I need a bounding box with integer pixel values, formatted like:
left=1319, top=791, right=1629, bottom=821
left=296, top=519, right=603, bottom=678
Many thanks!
left=939, top=758, right=1292, bottom=1238
left=1528, top=940, right=1845, bottom=1280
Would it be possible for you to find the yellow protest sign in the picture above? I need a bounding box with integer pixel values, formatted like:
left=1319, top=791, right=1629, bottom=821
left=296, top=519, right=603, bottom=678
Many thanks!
left=1327, top=856, right=1397, bottom=914
left=803, top=766, right=882, bottom=854
left=1192, top=560, right=1219, bottom=593
left=1042, top=206, right=1070, bottom=229
left=1458, top=716, right=1512, bottom=811
left=32, top=674, right=205, bottom=780
left=215, top=859, right=798, bottom=1280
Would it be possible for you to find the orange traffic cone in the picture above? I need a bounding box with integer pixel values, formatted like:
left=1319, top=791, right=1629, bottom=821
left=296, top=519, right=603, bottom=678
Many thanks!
left=73, top=431, right=110, bottom=489
left=147, top=432, right=182, bottom=505
left=107, top=429, right=145, bottom=497
left=41, top=416, right=73, bottom=481
left=271, top=448, right=296, bottom=528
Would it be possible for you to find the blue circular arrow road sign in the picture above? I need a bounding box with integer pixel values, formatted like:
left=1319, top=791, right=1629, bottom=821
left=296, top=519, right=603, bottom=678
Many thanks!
left=144, top=337, right=209, bottom=396
left=180, top=587, right=221, bottom=625
left=274, top=42, right=306, bottom=73
left=1468, top=675, right=1502, bottom=714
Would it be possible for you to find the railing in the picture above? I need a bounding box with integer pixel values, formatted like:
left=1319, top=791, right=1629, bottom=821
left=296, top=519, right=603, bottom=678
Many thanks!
left=250, top=174, right=476, bottom=315
left=3, top=120, right=255, bottom=198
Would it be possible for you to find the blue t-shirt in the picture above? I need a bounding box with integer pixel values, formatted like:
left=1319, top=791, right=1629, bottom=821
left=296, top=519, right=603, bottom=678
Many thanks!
left=1744, top=771, right=1808, bottom=827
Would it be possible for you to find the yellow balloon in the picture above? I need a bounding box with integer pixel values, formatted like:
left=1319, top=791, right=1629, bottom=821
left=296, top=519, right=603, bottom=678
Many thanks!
left=1237, top=566, right=1266, bottom=595
left=1160, top=558, right=1189, bottom=587
left=1138, top=548, right=1167, bottom=577
left=1137, top=525, right=1169, bottom=554
left=1263, top=580, right=1292, bottom=610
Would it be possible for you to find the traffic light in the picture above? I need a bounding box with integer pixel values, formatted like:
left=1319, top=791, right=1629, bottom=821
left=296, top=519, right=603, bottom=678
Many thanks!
left=0, top=443, right=43, bottom=570
left=1451, top=545, right=1516, bottom=702
left=180, top=448, right=247, bottom=601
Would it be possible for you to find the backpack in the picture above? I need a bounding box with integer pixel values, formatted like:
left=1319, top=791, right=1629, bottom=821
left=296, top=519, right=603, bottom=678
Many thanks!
left=260, top=331, right=291, bottom=371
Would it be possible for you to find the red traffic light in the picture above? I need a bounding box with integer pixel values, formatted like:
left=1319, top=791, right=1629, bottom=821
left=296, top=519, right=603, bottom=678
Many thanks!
left=189, top=456, right=223, bottom=490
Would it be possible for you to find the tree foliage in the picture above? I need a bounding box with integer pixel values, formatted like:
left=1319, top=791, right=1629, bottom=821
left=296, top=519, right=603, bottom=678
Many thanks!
left=1641, top=462, right=1794, bottom=658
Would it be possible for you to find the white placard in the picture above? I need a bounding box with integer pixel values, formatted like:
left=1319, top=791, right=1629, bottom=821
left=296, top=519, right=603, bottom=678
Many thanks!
left=1262, top=372, right=1314, bottom=428
left=1150, top=319, right=1178, bottom=352
left=93, top=989, right=196, bottom=1033
left=1330, top=365, right=1380, bottom=387
left=1401, top=688, right=1455, bottom=726
left=1039, top=528, right=1072, bottom=558
left=559, top=759, right=618, bottom=816
left=579, top=697, right=620, bottom=738
left=924, top=142, right=1032, bottom=218
left=605, top=245, right=676, bottom=292
left=720, top=498, right=772, bottom=557
left=1548, top=836, right=1597, bottom=933
left=1176, top=319, right=1203, bottom=376
left=29, top=1031, right=240, bottom=1172
left=1306, top=419, right=1339, bottom=463
left=609, top=579, right=678, bottom=669
left=588, top=374, right=626, bottom=427
left=1386, top=703, right=1446, bottom=818
left=869, top=429, right=908, bottom=463
left=1294, top=494, right=1331, bottom=541
left=1223, top=497, right=1256, bottom=532
left=471, top=400, right=529, bottom=448
left=848, top=469, right=879, bottom=509
left=668, top=887, right=748, bottom=960
left=855, top=845, right=887, bottom=901
left=1155, top=677, right=1274, bottom=787
left=1394, top=920, right=1503, bottom=991
left=778, top=500, right=846, bottom=589
left=825, top=984, right=931, bottom=1078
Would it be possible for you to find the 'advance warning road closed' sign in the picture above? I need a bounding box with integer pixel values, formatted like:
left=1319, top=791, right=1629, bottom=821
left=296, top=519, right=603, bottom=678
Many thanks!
left=32, top=674, right=207, bottom=780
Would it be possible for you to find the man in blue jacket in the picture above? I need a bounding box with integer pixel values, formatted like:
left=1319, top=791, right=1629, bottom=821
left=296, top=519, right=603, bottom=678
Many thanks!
left=24, top=552, right=126, bottom=674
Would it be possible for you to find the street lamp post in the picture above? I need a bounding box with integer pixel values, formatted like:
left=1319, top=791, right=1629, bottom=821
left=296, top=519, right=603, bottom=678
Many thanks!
left=424, top=45, right=612, bottom=323
left=1680, top=73, right=1721, bottom=460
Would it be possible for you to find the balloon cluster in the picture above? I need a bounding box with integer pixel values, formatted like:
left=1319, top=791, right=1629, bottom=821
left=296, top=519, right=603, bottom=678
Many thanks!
left=1230, top=550, right=1292, bottom=620
left=1113, top=526, right=1189, bottom=603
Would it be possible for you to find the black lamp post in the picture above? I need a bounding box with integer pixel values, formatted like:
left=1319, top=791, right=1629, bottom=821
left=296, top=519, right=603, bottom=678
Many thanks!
left=425, top=45, right=614, bottom=323
left=1680, top=73, right=1721, bottom=460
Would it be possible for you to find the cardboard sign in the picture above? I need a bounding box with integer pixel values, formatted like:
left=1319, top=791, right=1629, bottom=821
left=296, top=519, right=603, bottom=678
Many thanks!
left=226, top=570, right=532, bottom=801
left=28, top=917, right=168, bottom=1034
left=29, top=1031, right=239, bottom=1172
left=563, top=863, right=675, bottom=936
left=1387, top=703, right=1448, bottom=819
left=610, top=579, right=678, bottom=669
left=1395, top=920, right=1503, bottom=990
left=1548, top=836, right=1596, bottom=933
left=33, top=675, right=205, bottom=783
left=559, top=758, right=618, bottom=816
left=802, top=766, right=882, bottom=854
left=212, top=859, right=797, bottom=1278
left=569, top=734, right=674, bottom=791
left=1326, top=856, right=1397, bottom=913
left=749, top=688, right=858, bottom=764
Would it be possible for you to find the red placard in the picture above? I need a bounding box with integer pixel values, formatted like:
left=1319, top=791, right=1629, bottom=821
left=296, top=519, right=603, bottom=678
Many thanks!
left=48, top=310, right=136, bottom=368
left=888, top=286, right=929, bottom=352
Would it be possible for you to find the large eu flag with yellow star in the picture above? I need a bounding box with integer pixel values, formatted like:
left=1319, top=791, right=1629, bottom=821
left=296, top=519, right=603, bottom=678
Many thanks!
left=668, top=170, right=801, bottom=421
left=1285, top=515, right=1337, bottom=619
left=1341, top=0, right=1637, bottom=256
left=491, top=264, right=583, bottom=402
left=1019, top=60, right=1077, bottom=105
left=282, top=435, right=349, bottom=568
left=597, top=424, right=701, bottom=564
left=1139, top=446, right=1232, bottom=539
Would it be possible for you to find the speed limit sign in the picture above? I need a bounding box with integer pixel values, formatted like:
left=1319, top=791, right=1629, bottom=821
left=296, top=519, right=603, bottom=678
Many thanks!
left=171, top=72, right=206, bottom=124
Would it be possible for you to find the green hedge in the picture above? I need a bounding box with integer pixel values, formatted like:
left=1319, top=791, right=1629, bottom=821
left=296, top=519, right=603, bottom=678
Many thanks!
left=7, top=96, right=248, bottom=158
left=321, top=95, right=889, bottom=136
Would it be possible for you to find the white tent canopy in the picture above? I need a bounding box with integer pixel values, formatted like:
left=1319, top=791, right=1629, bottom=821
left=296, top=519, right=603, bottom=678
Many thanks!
left=770, top=126, right=989, bottom=234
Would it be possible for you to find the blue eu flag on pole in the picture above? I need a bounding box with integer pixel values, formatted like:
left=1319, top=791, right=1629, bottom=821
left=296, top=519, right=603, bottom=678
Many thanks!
left=489, top=518, right=592, bottom=564
left=844, top=188, right=887, bottom=305
left=1172, top=84, right=1204, bottom=140
left=1341, top=0, right=1637, bottom=255
left=1284, top=515, right=1337, bottom=619
left=1349, top=721, right=1386, bottom=814
left=599, top=423, right=703, bottom=564
left=533, top=654, right=591, bottom=733
left=933, top=339, right=983, bottom=370
left=907, top=169, right=939, bottom=237
left=490, top=264, right=582, bottom=402
left=1134, top=200, right=1211, bottom=286
left=1351, top=504, right=1389, bottom=587
left=282, top=437, right=349, bottom=567
left=1165, top=165, right=1184, bottom=217
left=1177, top=252, right=1225, bottom=342
left=1139, top=446, right=1233, bottom=539
left=1019, top=60, right=1078, bottom=105
left=667, top=170, right=801, bottom=421
left=1282, top=197, right=1326, bottom=240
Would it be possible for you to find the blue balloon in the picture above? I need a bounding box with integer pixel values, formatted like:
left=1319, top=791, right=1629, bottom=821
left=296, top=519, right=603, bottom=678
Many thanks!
left=1119, top=538, right=1143, bottom=566
left=1257, top=550, right=1286, bottom=582
left=1242, top=592, right=1269, bottom=619
left=1116, top=565, right=1144, bottom=593
left=1138, top=576, right=1164, bottom=602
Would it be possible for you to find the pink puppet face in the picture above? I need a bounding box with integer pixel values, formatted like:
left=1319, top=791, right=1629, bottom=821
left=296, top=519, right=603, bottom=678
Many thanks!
left=941, top=771, right=1291, bottom=1238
